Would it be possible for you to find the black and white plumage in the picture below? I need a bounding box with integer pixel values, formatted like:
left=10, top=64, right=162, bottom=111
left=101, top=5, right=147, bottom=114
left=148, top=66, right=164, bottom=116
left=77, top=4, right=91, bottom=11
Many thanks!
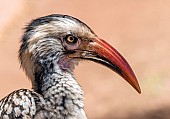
left=0, top=14, right=141, bottom=119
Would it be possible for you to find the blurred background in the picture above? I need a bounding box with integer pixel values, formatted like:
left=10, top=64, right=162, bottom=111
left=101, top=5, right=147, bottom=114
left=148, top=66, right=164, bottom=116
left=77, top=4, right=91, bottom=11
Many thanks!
left=0, top=0, right=170, bottom=119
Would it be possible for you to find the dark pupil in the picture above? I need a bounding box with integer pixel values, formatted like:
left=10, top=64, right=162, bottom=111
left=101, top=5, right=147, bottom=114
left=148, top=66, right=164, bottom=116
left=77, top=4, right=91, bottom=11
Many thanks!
left=69, top=37, right=74, bottom=42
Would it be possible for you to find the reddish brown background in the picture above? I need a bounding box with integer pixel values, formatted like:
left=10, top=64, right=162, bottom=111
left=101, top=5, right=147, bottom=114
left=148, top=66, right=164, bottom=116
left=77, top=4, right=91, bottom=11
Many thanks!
left=0, top=1, right=170, bottom=119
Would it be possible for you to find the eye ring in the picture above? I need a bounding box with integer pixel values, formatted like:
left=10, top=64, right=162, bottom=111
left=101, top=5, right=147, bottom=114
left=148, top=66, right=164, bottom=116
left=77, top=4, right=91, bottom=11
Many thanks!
left=65, top=35, right=78, bottom=44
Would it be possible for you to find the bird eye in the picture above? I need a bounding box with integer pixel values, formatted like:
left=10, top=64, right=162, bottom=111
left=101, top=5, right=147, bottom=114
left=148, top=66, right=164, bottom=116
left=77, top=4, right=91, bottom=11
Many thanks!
left=63, top=35, right=81, bottom=51
left=65, top=35, right=78, bottom=44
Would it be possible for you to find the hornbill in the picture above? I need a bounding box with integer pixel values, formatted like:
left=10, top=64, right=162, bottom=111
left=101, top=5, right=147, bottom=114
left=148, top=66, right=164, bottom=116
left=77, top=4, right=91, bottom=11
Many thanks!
left=0, top=14, right=141, bottom=119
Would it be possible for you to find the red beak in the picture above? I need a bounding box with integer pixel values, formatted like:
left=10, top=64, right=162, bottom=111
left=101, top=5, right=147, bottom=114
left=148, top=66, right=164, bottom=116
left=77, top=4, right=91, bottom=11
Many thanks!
left=88, top=38, right=141, bottom=93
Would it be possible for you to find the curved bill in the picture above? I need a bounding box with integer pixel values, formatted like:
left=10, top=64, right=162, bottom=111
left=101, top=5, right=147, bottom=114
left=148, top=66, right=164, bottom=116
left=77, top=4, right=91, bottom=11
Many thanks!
left=87, top=38, right=141, bottom=93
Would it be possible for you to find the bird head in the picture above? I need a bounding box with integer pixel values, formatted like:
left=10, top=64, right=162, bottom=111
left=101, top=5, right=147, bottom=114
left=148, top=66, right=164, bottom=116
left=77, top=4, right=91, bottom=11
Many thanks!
left=19, top=14, right=141, bottom=93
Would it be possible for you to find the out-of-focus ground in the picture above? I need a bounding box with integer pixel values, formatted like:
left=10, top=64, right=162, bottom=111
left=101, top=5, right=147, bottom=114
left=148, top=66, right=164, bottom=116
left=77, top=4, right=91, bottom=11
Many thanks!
left=0, top=1, right=170, bottom=119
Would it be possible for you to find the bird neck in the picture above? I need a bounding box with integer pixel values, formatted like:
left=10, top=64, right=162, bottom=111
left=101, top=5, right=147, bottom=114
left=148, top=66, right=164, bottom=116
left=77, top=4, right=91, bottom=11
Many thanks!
left=33, top=59, right=85, bottom=116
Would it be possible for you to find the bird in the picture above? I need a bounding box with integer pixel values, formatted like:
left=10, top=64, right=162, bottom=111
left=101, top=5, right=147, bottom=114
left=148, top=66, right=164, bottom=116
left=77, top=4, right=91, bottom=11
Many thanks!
left=0, top=14, right=141, bottom=119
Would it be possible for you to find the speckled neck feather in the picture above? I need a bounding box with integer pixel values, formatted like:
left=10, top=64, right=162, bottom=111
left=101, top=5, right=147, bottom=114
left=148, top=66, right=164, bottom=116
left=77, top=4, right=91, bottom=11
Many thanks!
left=33, top=56, right=85, bottom=118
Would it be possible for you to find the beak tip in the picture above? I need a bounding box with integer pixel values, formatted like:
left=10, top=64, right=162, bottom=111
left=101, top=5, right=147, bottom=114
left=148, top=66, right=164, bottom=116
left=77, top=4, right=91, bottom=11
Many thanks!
left=137, top=86, right=141, bottom=94
left=124, top=72, right=141, bottom=94
left=131, top=79, right=141, bottom=94
left=135, top=84, right=141, bottom=94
